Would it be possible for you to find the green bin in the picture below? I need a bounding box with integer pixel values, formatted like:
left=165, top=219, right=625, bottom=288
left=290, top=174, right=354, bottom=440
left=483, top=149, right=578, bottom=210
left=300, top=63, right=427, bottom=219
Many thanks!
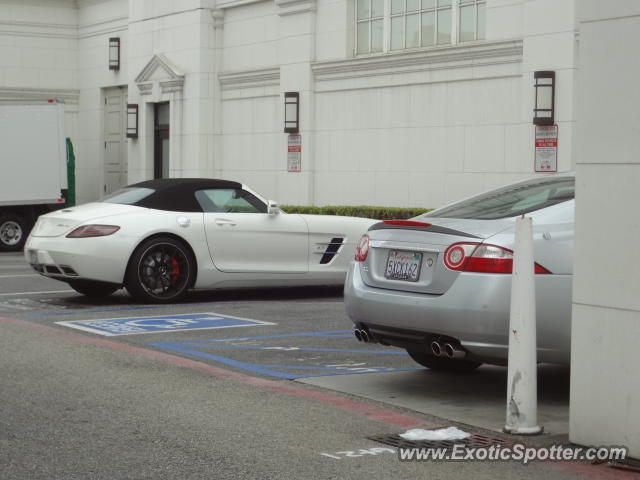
left=66, top=137, right=76, bottom=207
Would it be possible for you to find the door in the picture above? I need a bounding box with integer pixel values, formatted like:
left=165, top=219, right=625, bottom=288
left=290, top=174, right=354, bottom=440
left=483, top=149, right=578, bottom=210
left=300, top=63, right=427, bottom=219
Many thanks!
left=198, top=187, right=309, bottom=273
left=103, top=86, right=128, bottom=195
left=154, top=102, right=170, bottom=179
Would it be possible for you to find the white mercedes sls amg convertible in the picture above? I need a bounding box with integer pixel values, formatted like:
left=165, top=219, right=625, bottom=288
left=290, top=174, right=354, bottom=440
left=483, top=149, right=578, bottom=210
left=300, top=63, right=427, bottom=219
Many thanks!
left=25, top=179, right=377, bottom=303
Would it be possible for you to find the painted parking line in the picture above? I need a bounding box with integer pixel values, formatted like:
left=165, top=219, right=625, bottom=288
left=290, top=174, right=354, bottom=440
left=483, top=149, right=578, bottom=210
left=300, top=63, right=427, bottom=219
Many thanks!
left=0, top=290, right=74, bottom=296
left=28, top=301, right=341, bottom=318
left=0, top=274, right=42, bottom=278
left=150, top=330, right=421, bottom=379
left=31, top=304, right=167, bottom=317
left=56, top=313, right=275, bottom=336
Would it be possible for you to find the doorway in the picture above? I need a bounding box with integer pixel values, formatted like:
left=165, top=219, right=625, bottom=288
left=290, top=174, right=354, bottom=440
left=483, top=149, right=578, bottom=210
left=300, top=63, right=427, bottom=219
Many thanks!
left=154, top=102, right=170, bottom=179
left=103, top=86, right=128, bottom=194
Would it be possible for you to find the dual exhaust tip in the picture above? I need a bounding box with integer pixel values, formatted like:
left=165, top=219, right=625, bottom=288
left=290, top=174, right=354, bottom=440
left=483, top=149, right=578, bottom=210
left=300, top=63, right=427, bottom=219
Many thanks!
left=431, top=340, right=466, bottom=359
left=354, top=329, right=374, bottom=343
left=354, top=329, right=465, bottom=360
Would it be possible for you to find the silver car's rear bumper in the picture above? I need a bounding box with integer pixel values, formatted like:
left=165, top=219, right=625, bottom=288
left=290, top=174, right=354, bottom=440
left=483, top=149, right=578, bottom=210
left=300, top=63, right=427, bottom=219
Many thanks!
left=344, top=261, right=572, bottom=364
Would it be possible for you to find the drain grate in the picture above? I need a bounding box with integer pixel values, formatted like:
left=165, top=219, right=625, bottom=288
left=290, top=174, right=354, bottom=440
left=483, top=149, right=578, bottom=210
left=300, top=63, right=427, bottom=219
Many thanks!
left=369, top=432, right=513, bottom=450
left=606, top=456, right=640, bottom=473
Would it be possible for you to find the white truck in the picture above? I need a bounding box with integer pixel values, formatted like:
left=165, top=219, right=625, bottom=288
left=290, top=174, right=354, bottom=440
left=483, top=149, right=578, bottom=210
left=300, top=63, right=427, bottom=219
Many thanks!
left=0, top=100, right=68, bottom=251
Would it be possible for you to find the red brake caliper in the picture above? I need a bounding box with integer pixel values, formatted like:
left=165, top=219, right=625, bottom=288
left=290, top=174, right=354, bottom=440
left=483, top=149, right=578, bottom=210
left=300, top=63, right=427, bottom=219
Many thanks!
left=170, top=258, right=180, bottom=284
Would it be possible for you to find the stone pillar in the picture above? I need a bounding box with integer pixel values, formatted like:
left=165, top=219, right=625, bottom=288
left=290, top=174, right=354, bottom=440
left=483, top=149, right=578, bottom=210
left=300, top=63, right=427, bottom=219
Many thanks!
left=276, top=0, right=317, bottom=205
left=570, top=0, right=640, bottom=458
left=211, top=8, right=225, bottom=179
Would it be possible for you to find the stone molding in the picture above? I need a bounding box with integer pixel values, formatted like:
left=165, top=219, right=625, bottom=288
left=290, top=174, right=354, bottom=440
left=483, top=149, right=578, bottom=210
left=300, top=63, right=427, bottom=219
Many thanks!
left=274, top=0, right=316, bottom=17
left=312, top=40, right=523, bottom=82
left=135, top=54, right=185, bottom=96
left=218, top=67, right=280, bottom=90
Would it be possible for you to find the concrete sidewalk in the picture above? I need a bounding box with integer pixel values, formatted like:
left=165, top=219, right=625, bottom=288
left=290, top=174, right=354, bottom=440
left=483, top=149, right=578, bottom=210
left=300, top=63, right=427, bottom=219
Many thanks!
left=298, top=364, right=570, bottom=441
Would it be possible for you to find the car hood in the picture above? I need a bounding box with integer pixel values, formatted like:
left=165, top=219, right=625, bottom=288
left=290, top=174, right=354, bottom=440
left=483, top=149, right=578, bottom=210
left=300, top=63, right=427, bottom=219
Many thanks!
left=30, top=203, right=145, bottom=237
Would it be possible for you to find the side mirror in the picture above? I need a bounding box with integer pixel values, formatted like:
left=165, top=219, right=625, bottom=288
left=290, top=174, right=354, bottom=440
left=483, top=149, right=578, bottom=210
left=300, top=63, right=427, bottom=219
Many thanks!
left=267, top=200, right=280, bottom=216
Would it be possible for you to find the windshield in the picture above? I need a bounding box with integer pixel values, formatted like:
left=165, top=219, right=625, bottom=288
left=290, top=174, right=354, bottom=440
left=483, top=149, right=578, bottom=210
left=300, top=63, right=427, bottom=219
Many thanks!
left=425, top=176, right=575, bottom=220
left=100, top=187, right=155, bottom=205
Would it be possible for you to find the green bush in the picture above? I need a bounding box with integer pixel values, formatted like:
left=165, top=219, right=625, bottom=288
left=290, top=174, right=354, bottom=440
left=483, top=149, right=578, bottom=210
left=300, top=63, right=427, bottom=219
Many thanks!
left=280, top=205, right=431, bottom=220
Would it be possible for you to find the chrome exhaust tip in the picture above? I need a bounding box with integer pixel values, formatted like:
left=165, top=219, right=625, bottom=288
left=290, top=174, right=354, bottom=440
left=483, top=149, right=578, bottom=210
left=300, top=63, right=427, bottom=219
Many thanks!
left=360, top=329, right=369, bottom=343
left=430, top=341, right=443, bottom=357
left=354, top=329, right=362, bottom=342
left=444, top=343, right=466, bottom=359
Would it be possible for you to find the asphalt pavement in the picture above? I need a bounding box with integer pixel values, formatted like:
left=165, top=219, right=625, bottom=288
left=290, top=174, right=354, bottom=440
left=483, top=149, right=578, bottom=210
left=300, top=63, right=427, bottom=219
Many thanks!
left=0, top=252, right=629, bottom=479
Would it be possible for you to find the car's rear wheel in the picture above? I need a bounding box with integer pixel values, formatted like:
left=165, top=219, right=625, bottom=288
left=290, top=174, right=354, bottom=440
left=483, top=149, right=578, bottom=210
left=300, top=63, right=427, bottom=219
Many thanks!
left=68, top=280, right=119, bottom=298
left=126, top=237, right=194, bottom=303
left=0, top=214, right=28, bottom=252
left=406, top=349, right=482, bottom=372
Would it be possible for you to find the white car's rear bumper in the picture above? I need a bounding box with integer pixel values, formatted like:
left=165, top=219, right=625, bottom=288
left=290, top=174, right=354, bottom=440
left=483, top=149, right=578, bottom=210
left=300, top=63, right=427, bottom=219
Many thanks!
left=24, top=234, right=135, bottom=285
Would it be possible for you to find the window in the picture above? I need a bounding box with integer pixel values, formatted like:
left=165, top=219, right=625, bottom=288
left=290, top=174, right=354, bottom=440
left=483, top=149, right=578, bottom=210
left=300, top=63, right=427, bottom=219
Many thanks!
left=459, top=0, right=485, bottom=42
left=391, top=0, right=451, bottom=50
left=357, top=0, right=384, bottom=54
left=425, top=176, right=575, bottom=220
left=195, top=189, right=267, bottom=214
left=355, top=0, right=485, bottom=55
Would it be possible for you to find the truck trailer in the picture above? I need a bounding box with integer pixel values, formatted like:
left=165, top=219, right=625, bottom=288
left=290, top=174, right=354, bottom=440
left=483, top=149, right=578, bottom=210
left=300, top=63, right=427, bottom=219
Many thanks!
left=0, top=100, right=68, bottom=251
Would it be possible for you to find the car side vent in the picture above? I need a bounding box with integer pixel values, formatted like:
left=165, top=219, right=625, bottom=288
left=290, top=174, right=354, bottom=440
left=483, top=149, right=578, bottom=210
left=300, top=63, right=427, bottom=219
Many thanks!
left=319, top=237, right=344, bottom=265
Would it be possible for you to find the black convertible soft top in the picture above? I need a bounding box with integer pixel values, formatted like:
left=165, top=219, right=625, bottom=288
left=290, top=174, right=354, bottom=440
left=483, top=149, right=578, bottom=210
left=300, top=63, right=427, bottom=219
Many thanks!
left=128, top=178, right=243, bottom=212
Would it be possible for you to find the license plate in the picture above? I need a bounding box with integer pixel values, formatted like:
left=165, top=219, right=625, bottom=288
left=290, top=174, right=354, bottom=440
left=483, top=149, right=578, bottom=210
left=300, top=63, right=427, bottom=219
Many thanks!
left=385, top=250, right=422, bottom=282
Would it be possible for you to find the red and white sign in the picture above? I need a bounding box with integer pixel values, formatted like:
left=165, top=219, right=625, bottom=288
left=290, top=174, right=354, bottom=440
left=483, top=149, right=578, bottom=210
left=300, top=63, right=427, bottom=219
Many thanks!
left=534, top=125, right=558, bottom=173
left=287, top=134, right=301, bottom=172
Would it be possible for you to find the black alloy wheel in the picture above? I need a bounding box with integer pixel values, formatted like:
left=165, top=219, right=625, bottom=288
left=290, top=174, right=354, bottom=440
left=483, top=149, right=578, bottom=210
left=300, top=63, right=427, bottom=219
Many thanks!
left=126, top=237, right=193, bottom=303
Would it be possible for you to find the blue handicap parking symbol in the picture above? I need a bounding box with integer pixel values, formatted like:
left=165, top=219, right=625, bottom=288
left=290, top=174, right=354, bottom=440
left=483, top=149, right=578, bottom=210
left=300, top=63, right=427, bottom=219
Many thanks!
left=150, top=330, right=421, bottom=379
left=56, top=313, right=274, bottom=336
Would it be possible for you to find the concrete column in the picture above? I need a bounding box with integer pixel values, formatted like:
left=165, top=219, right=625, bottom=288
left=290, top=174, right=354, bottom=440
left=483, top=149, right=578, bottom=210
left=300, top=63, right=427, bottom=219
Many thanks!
left=276, top=0, right=317, bottom=206
left=211, top=8, right=224, bottom=179
left=570, top=0, right=640, bottom=458
left=519, top=0, right=577, bottom=174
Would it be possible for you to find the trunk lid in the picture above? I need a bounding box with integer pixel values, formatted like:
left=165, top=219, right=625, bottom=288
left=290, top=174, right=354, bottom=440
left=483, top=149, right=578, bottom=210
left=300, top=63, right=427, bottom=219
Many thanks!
left=360, top=218, right=513, bottom=294
left=30, top=203, right=143, bottom=237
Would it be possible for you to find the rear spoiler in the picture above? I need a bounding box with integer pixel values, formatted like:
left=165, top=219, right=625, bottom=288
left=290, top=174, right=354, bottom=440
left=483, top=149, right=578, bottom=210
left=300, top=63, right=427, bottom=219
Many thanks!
left=369, top=219, right=480, bottom=239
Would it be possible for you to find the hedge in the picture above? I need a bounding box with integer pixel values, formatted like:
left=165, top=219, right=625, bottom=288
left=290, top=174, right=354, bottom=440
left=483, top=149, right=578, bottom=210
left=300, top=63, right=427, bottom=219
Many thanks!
left=280, top=205, right=431, bottom=220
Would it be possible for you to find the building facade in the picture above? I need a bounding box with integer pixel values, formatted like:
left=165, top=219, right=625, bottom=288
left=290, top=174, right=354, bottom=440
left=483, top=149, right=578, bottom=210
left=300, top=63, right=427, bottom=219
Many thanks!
left=2, top=0, right=639, bottom=458
left=0, top=0, right=577, bottom=207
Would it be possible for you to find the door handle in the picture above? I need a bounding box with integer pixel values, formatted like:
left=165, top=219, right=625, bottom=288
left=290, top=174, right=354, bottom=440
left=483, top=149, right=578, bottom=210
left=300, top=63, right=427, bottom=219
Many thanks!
left=215, top=219, right=237, bottom=227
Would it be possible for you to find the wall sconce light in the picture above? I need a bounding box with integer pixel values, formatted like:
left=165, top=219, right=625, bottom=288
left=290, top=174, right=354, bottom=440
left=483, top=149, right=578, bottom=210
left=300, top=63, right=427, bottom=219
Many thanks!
left=284, top=92, right=300, bottom=133
left=109, top=37, right=120, bottom=71
left=533, top=71, right=555, bottom=125
left=126, top=104, right=138, bottom=139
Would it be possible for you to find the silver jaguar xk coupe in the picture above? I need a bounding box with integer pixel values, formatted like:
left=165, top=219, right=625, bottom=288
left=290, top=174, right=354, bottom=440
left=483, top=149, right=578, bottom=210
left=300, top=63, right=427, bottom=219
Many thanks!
left=344, top=173, right=575, bottom=371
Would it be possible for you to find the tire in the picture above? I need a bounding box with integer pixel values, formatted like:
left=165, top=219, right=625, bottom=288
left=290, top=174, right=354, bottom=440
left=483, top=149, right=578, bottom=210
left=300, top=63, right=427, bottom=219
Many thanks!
left=0, top=214, right=28, bottom=252
left=68, top=280, right=119, bottom=298
left=125, top=236, right=194, bottom=303
left=406, top=349, right=482, bottom=372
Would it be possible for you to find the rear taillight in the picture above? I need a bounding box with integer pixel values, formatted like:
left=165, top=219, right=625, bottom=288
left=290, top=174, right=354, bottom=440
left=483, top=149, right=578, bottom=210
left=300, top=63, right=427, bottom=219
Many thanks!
left=355, top=234, right=370, bottom=262
left=443, top=242, right=551, bottom=274
left=66, top=225, right=120, bottom=238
